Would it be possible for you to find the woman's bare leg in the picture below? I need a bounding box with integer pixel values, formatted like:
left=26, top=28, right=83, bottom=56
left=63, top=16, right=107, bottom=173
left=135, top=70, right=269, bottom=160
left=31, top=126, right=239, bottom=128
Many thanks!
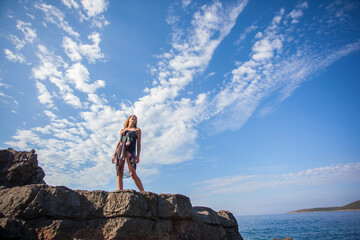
left=116, top=165, right=124, bottom=190
left=127, top=158, right=144, bottom=191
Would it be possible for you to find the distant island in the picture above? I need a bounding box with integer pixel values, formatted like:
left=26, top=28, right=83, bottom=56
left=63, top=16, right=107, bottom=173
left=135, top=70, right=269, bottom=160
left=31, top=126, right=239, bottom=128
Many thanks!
left=288, top=200, right=360, bottom=213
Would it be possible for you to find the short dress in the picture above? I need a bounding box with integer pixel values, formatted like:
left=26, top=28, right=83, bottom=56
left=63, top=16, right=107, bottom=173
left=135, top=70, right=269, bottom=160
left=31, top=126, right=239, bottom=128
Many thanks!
left=115, top=130, right=137, bottom=178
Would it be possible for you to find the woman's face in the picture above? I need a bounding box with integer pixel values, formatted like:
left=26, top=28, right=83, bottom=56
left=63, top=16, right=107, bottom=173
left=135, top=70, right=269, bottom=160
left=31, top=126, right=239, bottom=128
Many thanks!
left=129, top=115, right=137, bottom=125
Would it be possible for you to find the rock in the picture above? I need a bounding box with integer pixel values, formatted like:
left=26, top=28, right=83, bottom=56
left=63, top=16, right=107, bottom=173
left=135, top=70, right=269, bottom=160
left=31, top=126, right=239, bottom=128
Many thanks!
left=157, top=193, right=193, bottom=220
left=0, top=148, right=243, bottom=239
left=217, top=210, right=238, bottom=228
left=193, top=206, right=221, bottom=225
left=104, top=189, right=149, bottom=218
left=0, top=148, right=45, bottom=187
left=0, top=217, right=36, bottom=239
left=193, top=207, right=243, bottom=240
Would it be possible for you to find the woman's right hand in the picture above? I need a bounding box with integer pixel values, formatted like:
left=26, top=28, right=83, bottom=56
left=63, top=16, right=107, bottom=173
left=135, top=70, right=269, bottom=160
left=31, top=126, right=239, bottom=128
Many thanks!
left=111, top=155, right=116, bottom=164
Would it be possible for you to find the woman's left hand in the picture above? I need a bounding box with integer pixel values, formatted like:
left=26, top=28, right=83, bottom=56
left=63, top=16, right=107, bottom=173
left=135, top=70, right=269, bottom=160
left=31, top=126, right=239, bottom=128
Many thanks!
left=135, top=156, right=140, bottom=164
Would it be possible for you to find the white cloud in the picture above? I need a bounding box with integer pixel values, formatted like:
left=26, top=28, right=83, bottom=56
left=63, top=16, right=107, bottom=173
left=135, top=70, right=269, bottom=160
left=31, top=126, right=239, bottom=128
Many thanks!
left=4, top=49, right=26, bottom=63
left=8, top=34, right=25, bottom=50
left=195, top=162, right=360, bottom=195
left=79, top=32, right=104, bottom=63
left=166, top=1, right=248, bottom=73
left=63, top=33, right=104, bottom=63
left=26, top=13, right=35, bottom=20
left=252, top=38, right=283, bottom=60
left=8, top=20, right=37, bottom=50
left=35, top=80, right=56, bottom=109
left=286, top=2, right=308, bottom=24
left=65, top=62, right=105, bottom=93
left=62, top=37, right=82, bottom=62
left=0, top=77, right=5, bottom=88
left=181, top=0, right=191, bottom=7
left=298, top=2, right=309, bottom=9
left=16, top=20, right=37, bottom=43
left=62, top=0, right=109, bottom=28
left=182, top=0, right=191, bottom=8
left=205, top=72, right=215, bottom=79
left=80, top=0, right=108, bottom=17
left=62, top=88, right=83, bottom=108
left=0, top=79, right=20, bottom=109
left=35, top=2, right=80, bottom=37
left=32, top=45, right=63, bottom=80
left=32, top=45, right=85, bottom=109
left=289, top=9, right=303, bottom=19
left=62, top=0, right=80, bottom=9
left=236, top=24, right=257, bottom=43
left=90, top=15, right=110, bottom=28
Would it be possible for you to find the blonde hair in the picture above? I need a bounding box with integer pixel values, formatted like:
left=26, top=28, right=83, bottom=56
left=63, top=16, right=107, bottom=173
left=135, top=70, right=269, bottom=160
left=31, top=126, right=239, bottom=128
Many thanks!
left=124, top=115, right=137, bottom=129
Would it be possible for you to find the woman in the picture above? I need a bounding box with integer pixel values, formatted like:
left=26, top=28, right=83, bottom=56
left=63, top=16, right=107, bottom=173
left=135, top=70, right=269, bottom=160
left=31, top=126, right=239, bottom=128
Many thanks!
left=112, top=115, right=144, bottom=191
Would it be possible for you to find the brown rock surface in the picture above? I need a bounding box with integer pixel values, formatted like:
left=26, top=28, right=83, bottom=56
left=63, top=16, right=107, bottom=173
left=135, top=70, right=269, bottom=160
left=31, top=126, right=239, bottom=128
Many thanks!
left=0, top=148, right=45, bottom=187
left=0, top=148, right=243, bottom=239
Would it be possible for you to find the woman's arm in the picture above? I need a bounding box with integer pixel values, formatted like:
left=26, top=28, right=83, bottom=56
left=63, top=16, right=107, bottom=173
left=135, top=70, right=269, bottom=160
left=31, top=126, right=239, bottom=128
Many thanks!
left=111, top=129, right=124, bottom=163
left=111, top=140, right=120, bottom=163
left=136, top=128, right=141, bottom=163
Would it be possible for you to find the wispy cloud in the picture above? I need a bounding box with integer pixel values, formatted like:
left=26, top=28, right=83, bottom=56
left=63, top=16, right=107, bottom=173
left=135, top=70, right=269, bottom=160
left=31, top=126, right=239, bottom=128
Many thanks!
left=31, top=44, right=83, bottom=109
left=194, top=162, right=360, bottom=196
left=4, top=49, right=26, bottom=64
left=65, top=62, right=105, bottom=93
left=235, top=23, right=257, bottom=44
left=202, top=1, right=360, bottom=132
left=61, top=0, right=80, bottom=9
left=7, top=20, right=36, bottom=50
left=80, top=0, right=108, bottom=18
left=0, top=78, right=19, bottom=110
left=35, top=80, right=57, bottom=109
left=4, top=19, right=37, bottom=64
left=16, top=20, right=37, bottom=43
left=63, top=32, right=105, bottom=63
left=35, top=2, right=80, bottom=37
left=8, top=34, right=25, bottom=50
left=62, top=0, right=109, bottom=28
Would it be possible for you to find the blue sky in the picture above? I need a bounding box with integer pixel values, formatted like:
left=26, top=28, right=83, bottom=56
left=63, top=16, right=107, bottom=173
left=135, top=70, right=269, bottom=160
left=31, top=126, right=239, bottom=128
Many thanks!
left=1, top=0, right=360, bottom=215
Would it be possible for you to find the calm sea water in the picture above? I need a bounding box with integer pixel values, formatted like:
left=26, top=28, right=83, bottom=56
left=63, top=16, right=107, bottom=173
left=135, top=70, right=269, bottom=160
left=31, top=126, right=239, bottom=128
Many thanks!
left=236, top=211, right=360, bottom=240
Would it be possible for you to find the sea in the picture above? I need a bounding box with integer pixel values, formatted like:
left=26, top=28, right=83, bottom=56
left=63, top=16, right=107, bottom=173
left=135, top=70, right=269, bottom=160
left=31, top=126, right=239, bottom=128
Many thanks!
left=236, top=211, right=360, bottom=240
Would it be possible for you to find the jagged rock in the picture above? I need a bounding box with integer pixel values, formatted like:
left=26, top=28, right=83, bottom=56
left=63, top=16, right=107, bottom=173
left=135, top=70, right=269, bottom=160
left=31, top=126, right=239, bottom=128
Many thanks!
left=217, top=211, right=241, bottom=239
left=0, top=148, right=45, bottom=187
left=158, top=193, right=193, bottom=220
left=0, top=148, right=243, bottom=239
left=193, top=206, right=221, bottom=225
left=193, top=207, right=241, bottom=240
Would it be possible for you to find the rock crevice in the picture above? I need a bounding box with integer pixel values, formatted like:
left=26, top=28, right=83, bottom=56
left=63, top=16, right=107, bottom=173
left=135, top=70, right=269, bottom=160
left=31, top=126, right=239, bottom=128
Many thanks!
left=0, top=148, right=243, bottom=240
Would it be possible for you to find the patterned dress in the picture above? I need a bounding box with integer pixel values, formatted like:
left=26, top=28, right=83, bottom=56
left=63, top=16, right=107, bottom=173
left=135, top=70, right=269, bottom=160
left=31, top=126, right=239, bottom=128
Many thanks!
left=115, top=130, right=137, bottom=178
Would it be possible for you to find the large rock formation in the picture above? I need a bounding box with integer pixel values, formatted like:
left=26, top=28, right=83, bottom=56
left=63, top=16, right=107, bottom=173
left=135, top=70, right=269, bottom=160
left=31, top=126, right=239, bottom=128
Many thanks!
left=0, top=148, right=45, bottom=187
left=0, top=148, right=243, bottom=240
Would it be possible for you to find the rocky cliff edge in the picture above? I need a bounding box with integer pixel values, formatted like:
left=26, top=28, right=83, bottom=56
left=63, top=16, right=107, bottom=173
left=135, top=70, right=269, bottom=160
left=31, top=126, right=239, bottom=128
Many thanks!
left=0, top=148, right=243, bottom=240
